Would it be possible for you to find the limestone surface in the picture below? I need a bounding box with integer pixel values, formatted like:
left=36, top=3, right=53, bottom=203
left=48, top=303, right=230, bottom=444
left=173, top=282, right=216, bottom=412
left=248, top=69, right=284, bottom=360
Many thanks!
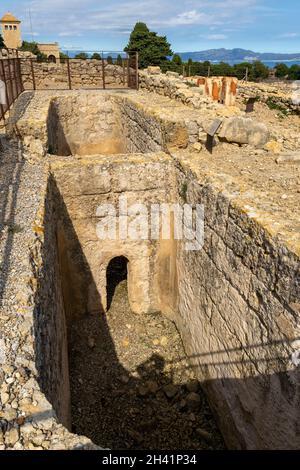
left=1, top=87, right=300, bottom=451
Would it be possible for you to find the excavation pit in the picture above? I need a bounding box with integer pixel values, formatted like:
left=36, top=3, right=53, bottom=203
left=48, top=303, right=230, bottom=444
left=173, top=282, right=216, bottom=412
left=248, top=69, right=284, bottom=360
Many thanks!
left=34, top=154, right=225, bottom=450
left=47, top=93, right=165, bottom=156
left=6, top=89, right=300, bottom=450
left=69, top=279, right=225, bottom=450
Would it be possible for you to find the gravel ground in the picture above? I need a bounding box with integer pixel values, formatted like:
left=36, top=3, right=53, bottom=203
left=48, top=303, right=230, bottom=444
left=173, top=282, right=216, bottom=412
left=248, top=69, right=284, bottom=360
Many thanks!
left=0, top=137, right=99, bottom=450
left=69, top=275, right=225, bottom=450
left=235, top=95, right=300, bottom=152
left=176, top=135, right=300, bottom=257
left=0, top=137, right=45, bottom=313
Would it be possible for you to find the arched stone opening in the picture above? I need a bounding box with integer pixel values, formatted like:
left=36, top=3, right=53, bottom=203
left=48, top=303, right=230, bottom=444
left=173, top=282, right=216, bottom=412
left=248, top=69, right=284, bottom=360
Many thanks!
left=48, top=54, right=57, bottom=63
left=106, top=256, right=129, bottom=311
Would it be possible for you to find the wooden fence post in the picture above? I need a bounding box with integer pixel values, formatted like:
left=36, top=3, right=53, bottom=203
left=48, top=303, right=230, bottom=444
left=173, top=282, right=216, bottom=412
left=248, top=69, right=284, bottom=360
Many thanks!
left=135, top=52, right=139, bottom=90
left=102, top=52, right=106, bottom=89
left=67, top=58, right=72, bottom=90
left=127, top=54, right=130, bottom=87
left=30, top=58, right=36, bottom=90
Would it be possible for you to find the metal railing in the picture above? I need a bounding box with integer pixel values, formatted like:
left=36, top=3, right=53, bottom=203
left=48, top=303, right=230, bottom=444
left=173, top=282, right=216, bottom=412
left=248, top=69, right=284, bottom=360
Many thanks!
left=0, top=52, right=24, bottom=123
left=19, top=51, right=139, bottom=92
left=0, top=49, right=139, bottom=122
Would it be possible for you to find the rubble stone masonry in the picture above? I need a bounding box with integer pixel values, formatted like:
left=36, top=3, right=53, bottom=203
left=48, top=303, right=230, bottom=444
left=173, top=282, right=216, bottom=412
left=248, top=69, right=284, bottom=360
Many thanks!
left=1, top=89, right=300, bottom=450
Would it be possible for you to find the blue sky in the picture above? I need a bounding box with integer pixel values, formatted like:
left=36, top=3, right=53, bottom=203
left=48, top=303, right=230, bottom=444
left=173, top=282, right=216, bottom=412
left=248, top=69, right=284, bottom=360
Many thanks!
left=2, top=0, right=300, bottom=53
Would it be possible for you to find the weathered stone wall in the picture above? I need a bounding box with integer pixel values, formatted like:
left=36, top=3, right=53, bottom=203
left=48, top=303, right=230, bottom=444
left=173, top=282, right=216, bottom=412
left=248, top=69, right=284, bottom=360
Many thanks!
left=50, top=154, right=177, bottom=316
left=20, top=60, right=127, bottom=90
left=9, top=90, right=273, bottom=164
left=4, top=88, right=300, bottom=450
left=0, top=48, right=34, bottom=59
left=0, top=153, right=99, bottom=449
left=208, top=76, right=238, bottom=106
left=11, top=90, right=214, bottom=158
left=47, top=149, right=300, bottom=450
left=173, top=158, right=300, bottom=449
left=47, top=92, right=175, bottom=156
left=37, top=43, right=60, bottom=62
left=117, top=98, right=164, bottom=153
left=139, top=68, right=238, bottom=107
left=116, top=95, right=199, bottom=153
left=138, top=71, right=270, bottom=149
left=139, top=68, right=216, bottom=110
left=46, top=150, right=300, bottom=450
left=32, top=177, right=71, bottom=430
left=187, top=76, right=238, bottom=106
left=238, top=81, right=300, bottom=115
left=139, top=68, right=299, bottom=117
left=48, top=93, right=124, bottom=155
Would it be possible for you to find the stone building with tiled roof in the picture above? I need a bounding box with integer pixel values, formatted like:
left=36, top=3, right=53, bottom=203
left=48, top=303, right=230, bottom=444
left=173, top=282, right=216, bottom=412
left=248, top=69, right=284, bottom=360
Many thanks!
left=0, top=12, right=22, bottom=49
left=0, top=11, right=60, bottom=62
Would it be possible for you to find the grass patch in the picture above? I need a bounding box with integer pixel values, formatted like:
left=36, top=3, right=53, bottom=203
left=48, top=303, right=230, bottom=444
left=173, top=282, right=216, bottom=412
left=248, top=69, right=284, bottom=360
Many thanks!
left=185, top=81, right=198, bottom=88
left=266, top=97, right=289, bottom=116
left=179, top=182, right=188, bottom=202
left=7, top=223, right=24, bottom=234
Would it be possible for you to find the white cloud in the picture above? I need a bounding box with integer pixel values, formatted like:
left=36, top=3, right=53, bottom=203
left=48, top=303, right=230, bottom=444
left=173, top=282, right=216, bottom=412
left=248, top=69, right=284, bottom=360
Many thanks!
left=205, top=34, right=228, bottom=40
left=13, top=0, right=263, bottom=45
left=22, top=31, right=40, bottom=37
left=280, top=32, right=299, bottom=38
left=58, top=31, right=82, bottom=37
left=165, top=10, right=213, bottom=26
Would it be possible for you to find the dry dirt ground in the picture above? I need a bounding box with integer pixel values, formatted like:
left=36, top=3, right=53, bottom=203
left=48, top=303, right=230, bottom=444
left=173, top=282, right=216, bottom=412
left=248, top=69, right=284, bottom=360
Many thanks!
left=235, top=93, right=300, bottom=152
left=68, top=272, right=225, bottom=450
left=179, top=133, right=300, bottom=256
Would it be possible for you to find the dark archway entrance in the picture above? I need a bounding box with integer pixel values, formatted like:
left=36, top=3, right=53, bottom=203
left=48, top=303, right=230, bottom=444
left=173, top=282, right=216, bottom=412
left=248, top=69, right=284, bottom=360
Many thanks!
left=106, top=256, right=129, bottom=311
left=48, top=55, right=57, bottom=63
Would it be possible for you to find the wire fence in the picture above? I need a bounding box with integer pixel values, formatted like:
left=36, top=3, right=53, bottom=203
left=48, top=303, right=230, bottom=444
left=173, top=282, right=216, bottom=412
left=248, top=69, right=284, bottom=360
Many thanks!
left=160, top=62, right=253, bottom=81
left=21, top=52, right=139, bottom=91
left=161, top=64, right=299, bottom=84
left=0, top=49, right=139, bottom=122
left=0, top=55, right=24, bottom=123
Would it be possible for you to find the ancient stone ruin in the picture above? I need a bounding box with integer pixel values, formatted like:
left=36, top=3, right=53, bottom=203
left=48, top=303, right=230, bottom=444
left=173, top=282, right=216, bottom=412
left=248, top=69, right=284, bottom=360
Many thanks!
left=0, top=66, right=300, bottom=450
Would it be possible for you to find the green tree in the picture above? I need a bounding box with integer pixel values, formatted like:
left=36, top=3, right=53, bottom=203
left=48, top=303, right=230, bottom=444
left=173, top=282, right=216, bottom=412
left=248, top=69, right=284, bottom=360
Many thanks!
left=116, top=54, right=123, bottom=66
left=275, top=63, right=289, bottom=78
left=187, top=58, right=194, bottom=76
left=75, top=52, right=89, bottom=60
left=0, top=33, right=5, bottom=48
left=59, top=51, right=68, bottom=63
left=172, top=54, right=182, bottom=65
left=190, top=61, right=210, bottom=76
left=252, top=60, right=269, bottom=80
left=91, top=52, right=101, bottom=60
left=233, top=62, right=253, bottom=80
left=288, top=64, right=300, bottom=80
left=20, top=40, right=39, bottom=55
left=125, top=22, right=172, bottom=68
left=211, top=61, right=234, bottom=76
left=20, top=40, right=47, bottom=61
left=106, top=55, right=113, bottom=64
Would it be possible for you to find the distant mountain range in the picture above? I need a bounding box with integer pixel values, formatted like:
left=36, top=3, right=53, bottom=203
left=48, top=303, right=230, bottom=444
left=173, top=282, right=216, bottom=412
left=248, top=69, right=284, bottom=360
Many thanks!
left=177, top=48, right=300, bottom=64
left=62, top=48, right=300, bottom=66
left=62, top=50, right=126, bottom=59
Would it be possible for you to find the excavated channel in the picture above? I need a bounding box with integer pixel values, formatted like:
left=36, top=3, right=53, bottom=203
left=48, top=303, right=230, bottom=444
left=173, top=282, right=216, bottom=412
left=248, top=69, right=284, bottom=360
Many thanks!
left=68, top=261, right=225, bottom=450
